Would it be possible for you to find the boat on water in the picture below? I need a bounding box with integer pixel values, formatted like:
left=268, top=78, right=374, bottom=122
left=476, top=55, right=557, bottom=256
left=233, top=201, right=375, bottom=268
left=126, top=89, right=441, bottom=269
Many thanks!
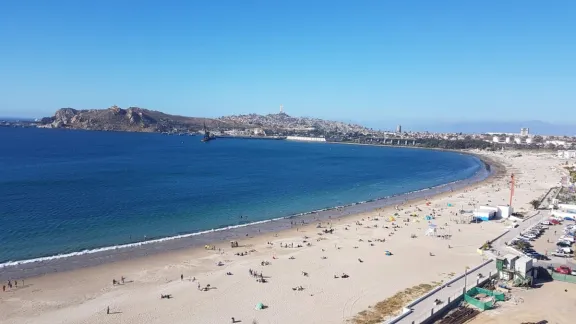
left=201, top=123, right=214, bottom=142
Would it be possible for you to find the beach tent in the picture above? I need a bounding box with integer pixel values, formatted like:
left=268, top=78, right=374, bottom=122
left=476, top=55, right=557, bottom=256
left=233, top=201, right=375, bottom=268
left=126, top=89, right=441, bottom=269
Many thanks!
left=425, top=227, right=437, bottom=236
left=425, top=215, right=434, bottom=220
left=447, top=203, right=453, bottom=207
left=388, top=216, right=396, bottom=221
left=255, top=302, right=264, bottom=310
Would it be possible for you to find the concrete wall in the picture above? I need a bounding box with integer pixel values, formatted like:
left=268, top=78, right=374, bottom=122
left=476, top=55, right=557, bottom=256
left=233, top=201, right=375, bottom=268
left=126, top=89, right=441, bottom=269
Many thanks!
left=386, top=260, right=494, bottom=324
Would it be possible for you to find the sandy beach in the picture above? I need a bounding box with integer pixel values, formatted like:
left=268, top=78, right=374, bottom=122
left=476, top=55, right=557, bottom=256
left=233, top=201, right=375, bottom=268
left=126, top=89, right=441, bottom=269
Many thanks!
left=0, top=150, right=566, bottom=324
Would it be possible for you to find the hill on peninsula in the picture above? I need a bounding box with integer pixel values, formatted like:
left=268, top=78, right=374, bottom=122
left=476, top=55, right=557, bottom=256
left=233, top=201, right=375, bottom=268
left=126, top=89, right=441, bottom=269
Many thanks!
left=39, top=106, right=373, bottom=134
left=40, top=106, right=235, bottom=133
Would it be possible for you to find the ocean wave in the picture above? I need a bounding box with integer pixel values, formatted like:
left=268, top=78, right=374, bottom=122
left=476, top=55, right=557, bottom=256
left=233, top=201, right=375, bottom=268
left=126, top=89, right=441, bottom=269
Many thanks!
left=0, top=216, right=287, bottom=269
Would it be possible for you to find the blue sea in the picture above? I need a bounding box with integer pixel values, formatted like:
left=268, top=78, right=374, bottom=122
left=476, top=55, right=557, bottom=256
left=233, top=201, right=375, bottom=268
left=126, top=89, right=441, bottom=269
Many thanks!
left=0, top=127, right=484, bottom=264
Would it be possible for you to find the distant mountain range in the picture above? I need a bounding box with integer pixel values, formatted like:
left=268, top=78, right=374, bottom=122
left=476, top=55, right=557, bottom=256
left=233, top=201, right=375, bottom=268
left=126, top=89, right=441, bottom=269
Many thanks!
left=38, top=107, right=372, bottom=134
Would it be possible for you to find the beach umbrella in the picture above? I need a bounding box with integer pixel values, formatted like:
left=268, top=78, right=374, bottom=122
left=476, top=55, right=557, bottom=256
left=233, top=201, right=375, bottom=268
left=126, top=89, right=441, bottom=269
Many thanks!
left=255, top=302, right=264, bottom=310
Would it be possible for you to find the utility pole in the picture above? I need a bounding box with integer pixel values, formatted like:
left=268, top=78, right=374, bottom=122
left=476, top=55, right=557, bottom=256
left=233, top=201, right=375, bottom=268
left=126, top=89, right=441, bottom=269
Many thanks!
left=463, top=267, right=468, bottom=294
left=509, top=173, right=515, bottom=207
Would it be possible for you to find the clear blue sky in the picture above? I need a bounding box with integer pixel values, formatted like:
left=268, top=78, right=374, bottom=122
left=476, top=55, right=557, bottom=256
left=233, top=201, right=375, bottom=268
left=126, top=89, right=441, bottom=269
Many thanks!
left=1, top=0, right=575, bottom=125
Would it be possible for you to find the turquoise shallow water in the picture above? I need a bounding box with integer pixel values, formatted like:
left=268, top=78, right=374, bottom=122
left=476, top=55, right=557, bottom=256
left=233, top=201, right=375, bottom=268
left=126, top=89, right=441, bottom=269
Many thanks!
left=0, top=127, right=483, bottom=263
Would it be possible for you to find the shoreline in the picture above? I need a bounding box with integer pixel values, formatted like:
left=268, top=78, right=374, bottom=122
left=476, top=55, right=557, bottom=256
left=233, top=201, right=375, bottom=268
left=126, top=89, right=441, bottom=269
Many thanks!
left=0, top=149, right=498, bottom=281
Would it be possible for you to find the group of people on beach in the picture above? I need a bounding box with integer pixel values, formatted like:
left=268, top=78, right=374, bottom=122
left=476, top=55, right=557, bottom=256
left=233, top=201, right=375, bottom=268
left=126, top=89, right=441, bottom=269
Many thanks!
left=112, top=276, right=125, bottom=285
left=248, top=268, right=266, bottom=283
left=3, top=279, right=23, bottom=292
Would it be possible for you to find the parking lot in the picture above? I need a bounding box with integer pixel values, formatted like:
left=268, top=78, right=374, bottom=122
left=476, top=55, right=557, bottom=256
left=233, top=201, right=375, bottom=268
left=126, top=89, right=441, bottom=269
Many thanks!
left=510, top=216, right=576, bottom=271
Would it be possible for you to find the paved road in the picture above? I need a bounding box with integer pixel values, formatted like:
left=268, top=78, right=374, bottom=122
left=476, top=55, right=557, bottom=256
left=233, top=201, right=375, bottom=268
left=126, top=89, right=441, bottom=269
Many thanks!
left=490, top=211, right=545, bottom=256
left=393, top=260, right=496, bottom=324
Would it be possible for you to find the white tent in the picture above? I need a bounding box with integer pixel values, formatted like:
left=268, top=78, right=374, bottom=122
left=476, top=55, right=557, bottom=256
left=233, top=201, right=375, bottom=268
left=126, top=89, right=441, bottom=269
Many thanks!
left=425, top=226, right=437, bottom=236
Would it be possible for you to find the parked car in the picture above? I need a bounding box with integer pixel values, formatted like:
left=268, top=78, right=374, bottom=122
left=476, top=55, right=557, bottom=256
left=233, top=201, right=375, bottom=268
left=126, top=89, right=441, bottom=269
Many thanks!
left=534, top=254, right=549, bottom=260
left=541, top=221, right=552, bottom=225
left=552, top=251, right=573, bottom=257
left=550, top=219, right=561, bottom=225
left=557, top=241, right=572, bottom=248
left=555, top=266, right=572, bottom=274
left=559, top=236, right=575, bottom=243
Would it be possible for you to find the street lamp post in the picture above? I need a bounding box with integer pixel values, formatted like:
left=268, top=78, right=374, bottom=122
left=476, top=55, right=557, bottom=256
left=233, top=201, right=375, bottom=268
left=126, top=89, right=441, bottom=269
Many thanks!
left=463, top=267, right=468, bottom=294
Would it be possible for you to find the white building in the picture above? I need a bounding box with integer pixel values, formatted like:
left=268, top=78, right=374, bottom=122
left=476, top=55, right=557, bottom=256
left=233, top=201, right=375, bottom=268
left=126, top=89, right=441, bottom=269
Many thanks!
left=492, top=136, right=501, bottom=143
left=557, top=150, right=576, bottom=159
left=520, top=128, right=529, bottom=136
left=497, top=205, right=513, bottom=219
left=473, top=206, right=499, bottom=221
left=558, top=204, right=576, bottom=212
left=497, top=254, right=536, bottom=284
left=514, top=138, right=522, bottom=144
left=286, top=136, right=326, bottom=142
left=525, top=137, right=533, bottom=144
left=505, top=137, right=512, bottom=144
left=252, top=128, right=266, bottom=135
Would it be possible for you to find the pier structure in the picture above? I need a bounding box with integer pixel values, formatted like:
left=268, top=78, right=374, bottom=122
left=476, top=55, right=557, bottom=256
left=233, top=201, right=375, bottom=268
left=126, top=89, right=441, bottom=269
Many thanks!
left=381, top=138, right=417, bottom=146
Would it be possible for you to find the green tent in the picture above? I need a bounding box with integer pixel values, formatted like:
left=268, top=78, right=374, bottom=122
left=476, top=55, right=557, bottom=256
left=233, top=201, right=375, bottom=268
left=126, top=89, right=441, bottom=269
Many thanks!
left=255, top=302, right=264, bottom=310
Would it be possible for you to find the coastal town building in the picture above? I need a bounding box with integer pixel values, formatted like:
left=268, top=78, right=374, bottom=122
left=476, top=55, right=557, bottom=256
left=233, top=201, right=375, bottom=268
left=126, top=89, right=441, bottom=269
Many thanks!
left=473, top=206, right=499, bottom=221
left=547, top=140, right=567, bottom=147
left=520, top=128, right=529, bottom=136
left=558, top=150, right=576, bottom=159
left=496, top=254, right=536, bottom=285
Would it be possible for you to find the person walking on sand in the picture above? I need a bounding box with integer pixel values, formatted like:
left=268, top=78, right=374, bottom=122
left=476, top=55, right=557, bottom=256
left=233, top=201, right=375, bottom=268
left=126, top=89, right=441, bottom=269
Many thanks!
left=107, top=306, right=110, bottom=315
left=2, top=285, right=5, bottom=292
left=181, top=274, right=184, bottom=281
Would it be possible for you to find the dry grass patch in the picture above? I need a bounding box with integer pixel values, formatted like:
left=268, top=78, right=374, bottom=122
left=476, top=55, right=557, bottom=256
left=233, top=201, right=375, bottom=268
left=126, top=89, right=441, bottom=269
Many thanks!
left=351, top=282, right=441, bottom=324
